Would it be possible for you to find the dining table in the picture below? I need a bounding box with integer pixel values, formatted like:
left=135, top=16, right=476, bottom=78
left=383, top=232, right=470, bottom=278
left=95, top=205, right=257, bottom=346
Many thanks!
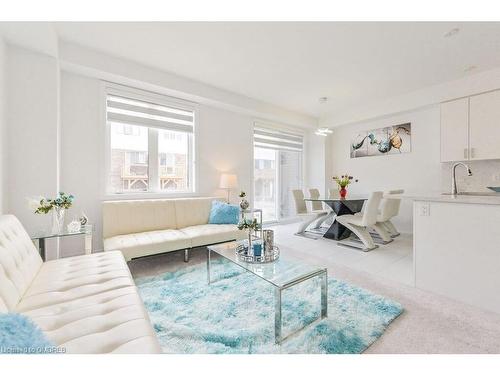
left=304, top=195, right=368, bottom=241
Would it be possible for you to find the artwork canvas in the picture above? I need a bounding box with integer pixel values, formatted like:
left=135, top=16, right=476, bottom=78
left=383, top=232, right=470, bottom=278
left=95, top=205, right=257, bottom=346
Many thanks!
left=351, top=122, right=411, bottom=158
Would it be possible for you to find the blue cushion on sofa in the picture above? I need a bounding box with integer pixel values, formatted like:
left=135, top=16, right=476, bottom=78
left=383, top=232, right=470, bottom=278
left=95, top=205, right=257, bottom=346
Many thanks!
left=208, top=200, right=240, bottom=224
left=0, top=313, right=56, bottom=354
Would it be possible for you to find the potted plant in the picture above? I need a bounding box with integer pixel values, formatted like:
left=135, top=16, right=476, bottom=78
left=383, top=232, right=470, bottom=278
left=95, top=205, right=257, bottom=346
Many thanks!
left=332, top=175, right=359, bottom=198
left=29, top=192, right=75, bottom=234
left=237, top=217, right=261, bottom=254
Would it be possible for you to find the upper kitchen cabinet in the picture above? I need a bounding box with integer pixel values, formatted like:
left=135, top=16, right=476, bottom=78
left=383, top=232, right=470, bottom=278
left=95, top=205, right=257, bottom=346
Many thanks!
left=469, top=90, right=500, bottom=161
left=440, top=98, right=469, bottom=162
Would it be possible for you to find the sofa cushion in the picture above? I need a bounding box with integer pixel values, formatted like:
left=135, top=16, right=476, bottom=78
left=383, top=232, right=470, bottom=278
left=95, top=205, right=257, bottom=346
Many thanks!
left=103, top=199, right=177, bottom=238
left=208, top=201, right=240, bottom=225
left=0, top=215, right=43, bottom=312
left=16, top=252, right=136, bottom=313
left=24, top=251, right=132, bottom=297
left=103, top=229, right=191, bottom=261
left=21, top=286, right=160, bottom=354
left=174, top=197, right=216, bottom=228
left=179, top=224, right=246, bottom=248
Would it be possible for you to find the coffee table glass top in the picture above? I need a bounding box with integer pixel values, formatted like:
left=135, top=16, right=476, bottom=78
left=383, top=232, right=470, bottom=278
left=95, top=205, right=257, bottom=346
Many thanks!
left=207, top=241, right=326, bottom=288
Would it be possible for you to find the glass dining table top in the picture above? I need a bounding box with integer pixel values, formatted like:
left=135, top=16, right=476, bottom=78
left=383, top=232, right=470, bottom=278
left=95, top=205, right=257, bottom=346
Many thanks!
left=304, top=195, right=368, bottom=201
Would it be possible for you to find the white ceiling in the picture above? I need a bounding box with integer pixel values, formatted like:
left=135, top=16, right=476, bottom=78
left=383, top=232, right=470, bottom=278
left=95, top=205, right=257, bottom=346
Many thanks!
left=12, top=22, right=500, bottom=119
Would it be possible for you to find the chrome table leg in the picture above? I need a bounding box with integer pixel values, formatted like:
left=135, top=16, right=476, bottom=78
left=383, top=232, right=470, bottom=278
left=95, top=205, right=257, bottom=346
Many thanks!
left=206, top=248, right=211, bottom=284
left=275, top=287, right=282, bottom=344
left=321, top=271, right=328, bottom=318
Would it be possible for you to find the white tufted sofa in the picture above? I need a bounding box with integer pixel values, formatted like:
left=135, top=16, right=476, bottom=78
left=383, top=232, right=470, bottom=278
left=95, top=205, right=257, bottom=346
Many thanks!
left=103, top=197, right=246, bottom=262
left=0, top=215, right=161, bottom=354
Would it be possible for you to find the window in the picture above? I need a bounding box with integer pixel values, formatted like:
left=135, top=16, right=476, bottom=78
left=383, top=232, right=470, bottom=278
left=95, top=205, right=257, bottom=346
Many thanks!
left=253, top=125, right=303, bottom=222
left=106, top=87, right=195, bottom=195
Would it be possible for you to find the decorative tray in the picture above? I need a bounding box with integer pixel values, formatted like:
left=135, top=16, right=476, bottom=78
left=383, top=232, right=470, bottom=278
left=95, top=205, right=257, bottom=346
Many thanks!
left=235, top=243, right=280, bottom=264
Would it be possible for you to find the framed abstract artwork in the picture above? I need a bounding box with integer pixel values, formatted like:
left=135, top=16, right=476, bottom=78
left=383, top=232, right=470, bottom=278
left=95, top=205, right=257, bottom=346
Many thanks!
left=350, top=122, right=411, bottom=159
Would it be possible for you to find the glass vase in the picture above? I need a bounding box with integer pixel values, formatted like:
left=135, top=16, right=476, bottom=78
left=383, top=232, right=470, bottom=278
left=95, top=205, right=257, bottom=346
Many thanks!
left=51, top=207, right=66, bottom=234
left=340, top=187, right=347, bottom=198
left=247, top=229, right=253, bottom=256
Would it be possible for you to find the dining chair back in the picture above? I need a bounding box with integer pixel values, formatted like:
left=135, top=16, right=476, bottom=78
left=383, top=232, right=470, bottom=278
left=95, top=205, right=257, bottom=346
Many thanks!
left=292, top=189, right=308, bottom=215
left=381, top=189, right=404, bottom=237
left=328, top=188, right=340, bottom=199
left=379, top=189, right=404, bottom=221
left=308, top=189, right=323, bottom=211
left=360, top=191, right=384, bottom=227
left=292, top=189, right=328, bottom=235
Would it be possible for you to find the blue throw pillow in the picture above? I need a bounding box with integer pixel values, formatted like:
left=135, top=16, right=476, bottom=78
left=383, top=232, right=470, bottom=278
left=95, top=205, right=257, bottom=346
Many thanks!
left=208, top=200, right=240, bottom=224
left=0, top=313, right=57, bottom=354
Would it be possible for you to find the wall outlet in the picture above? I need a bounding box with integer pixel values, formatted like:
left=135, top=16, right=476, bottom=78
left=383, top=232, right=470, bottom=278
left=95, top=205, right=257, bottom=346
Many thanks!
left=419, top=203, right=430, bottom=216
left=492, top=173, right=500, bottom=182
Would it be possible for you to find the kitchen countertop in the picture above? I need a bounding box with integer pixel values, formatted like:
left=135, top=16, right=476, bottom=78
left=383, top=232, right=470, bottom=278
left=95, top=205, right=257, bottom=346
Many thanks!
left=400, top=193, right=500, bottom=205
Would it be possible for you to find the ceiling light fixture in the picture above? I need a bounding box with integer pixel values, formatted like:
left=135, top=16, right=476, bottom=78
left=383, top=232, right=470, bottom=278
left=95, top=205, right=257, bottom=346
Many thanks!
left=443, top=27, right=460, bottom=38
left=315, top=127, right=332, bottom=136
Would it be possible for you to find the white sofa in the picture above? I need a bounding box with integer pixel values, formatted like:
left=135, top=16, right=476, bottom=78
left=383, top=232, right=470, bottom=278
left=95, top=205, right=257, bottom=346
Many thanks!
left=0, top=215, right=161, bottom=354
left=103, top=197, right=246, bottom=262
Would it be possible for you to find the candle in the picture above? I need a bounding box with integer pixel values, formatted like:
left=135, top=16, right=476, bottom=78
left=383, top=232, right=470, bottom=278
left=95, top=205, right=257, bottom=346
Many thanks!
left=253, top=243, right=262, bottom=257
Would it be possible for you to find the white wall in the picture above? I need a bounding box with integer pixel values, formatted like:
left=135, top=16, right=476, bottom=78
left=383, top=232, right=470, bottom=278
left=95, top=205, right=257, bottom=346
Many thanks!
left=6, top=45, right=60, bottom=232
left=0, top=37, right=6, bottom=214
left=327, top=105, right=441, bottom=234
left=304, top=132, right=326, bottom=195
left=59, top=71, right=263, bottom=252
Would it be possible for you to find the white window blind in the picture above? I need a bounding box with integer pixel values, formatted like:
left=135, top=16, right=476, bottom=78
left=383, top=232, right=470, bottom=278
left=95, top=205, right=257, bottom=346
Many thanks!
left=254, top=127, right=303, bottom=152
left=107, top=94, right=194, bottom=133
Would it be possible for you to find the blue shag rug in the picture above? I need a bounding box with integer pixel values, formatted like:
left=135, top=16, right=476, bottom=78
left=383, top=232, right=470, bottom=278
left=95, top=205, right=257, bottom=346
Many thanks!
left=136, top=258, right=403, bottom=354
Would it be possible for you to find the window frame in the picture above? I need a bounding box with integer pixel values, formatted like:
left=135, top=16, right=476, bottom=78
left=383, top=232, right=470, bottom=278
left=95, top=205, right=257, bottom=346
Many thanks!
left=103, top=83, right=198, bottom=199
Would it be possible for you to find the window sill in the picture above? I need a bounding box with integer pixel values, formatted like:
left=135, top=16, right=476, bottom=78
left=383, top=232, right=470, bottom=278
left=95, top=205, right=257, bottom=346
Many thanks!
left=102, top=191, right=199, bottom=201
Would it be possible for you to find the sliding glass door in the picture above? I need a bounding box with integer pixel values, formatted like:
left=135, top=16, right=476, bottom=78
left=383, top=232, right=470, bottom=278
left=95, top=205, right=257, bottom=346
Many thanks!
left=253, top=126, right=303, bottom=223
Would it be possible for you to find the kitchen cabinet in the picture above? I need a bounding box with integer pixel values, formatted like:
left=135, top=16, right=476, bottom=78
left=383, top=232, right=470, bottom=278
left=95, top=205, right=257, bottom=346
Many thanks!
left=440, top=89, right=500, bottom=162
left=440, top=98, right=469, bottom=162
left=414, top=199, right=500, bottom=314
left=469, top=90, right=500, bottom=160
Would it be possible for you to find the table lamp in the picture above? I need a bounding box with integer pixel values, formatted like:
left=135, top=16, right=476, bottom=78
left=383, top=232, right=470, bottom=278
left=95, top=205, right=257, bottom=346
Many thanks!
left=219, top=173, right=238, bottom=203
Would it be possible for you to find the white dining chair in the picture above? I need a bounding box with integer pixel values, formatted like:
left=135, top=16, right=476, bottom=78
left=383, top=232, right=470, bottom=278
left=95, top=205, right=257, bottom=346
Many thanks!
left=292, top=189, right=328, bottom=235
left=328, top=188, right=340, bottom=199
left=354, top=189, right=404, bottom=243
left=336, top=191, right=383, bottom=251
left=308, top=188, right=333, bottom=229
left=380, top=189, right=404, bottom=237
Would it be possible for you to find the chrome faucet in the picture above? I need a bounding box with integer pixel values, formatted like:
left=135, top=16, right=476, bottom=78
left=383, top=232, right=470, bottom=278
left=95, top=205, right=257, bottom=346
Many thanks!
left=451, top=162, right=473, bottom=195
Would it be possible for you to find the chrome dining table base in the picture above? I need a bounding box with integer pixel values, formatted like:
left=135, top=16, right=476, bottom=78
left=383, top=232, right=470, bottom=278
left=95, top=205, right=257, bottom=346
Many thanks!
left=321, top=199, right=366, bottom=241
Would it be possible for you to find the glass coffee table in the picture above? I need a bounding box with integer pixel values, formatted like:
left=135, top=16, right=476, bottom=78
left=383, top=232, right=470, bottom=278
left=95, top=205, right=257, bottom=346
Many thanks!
left=207, top=241, right=328, bottom=344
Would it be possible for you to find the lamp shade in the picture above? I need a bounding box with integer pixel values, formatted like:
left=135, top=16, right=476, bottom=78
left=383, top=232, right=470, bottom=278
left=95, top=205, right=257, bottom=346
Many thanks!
left=219, top=174, right=238, bottom=189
